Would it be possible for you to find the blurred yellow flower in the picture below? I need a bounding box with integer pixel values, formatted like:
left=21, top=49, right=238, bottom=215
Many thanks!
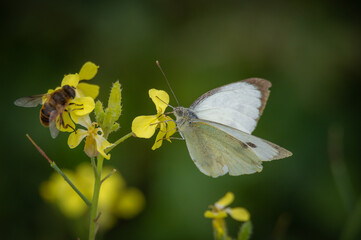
left=40, top=163, right=145, bottom=229
left=68, top=115, right=113, bottom=159
left=131, top=89, right=176, bottom=150
left=204, top=192, right=250, bottom=239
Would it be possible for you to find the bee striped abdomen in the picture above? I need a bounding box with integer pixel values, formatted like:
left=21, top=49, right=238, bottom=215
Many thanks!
left=40, top=103, right=55, bottom=126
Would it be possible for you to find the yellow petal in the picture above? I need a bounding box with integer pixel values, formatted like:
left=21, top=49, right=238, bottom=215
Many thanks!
left=77, top=83, right=100, bottom=99
left=84, top=135, right=98, bottom=158
left=68, top=129, right=88, bottom=148
left=76, top=115, right=92, bottom=128
left=164, top=117, right=177, bottom=140
left=131, top=115, right=158, bottom=138
left=151, top=127, right=166, bottom=150
left=61, top=74, right=80, bottom=87
left=213, top=218, right=226, bottom=239
left=42, top=89, right=54, bottom=104
left=57, top=112, right=76, bottom=132
left=227, top=207, right=250, bottom=221
left=204, top=210, right=228, bottom=219
left=149, top=89, right=169, bottom=113
left=215, top=192, right=234, bottom=209
left=69, top=97, right=95, bottom=117
left=95, top=135, right=113, bottom=160
left=79, top=62, right=99, bottom=80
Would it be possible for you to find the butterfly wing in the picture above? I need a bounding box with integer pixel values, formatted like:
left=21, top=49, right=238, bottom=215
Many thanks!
left=180, top=120, right=292, bottom=177
left=181, top=121, right=263, bottom=177
left=190, top=78, right=271, bottom=134
left=196, top=119, right=292, bottom=162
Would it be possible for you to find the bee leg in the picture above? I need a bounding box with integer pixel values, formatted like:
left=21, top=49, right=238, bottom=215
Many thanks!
left=58, top=114, right=76, bottom=133
left=63, top=124, right=76, bottom=133
left=68, top=103, right=84, bottom=112
left=68, top=105, right=84, bottom=112
left=69, top=102, right=84, bottom=106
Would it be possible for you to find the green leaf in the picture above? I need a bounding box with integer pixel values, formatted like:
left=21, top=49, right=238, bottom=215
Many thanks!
left=238, top=221, right=252, bottom=240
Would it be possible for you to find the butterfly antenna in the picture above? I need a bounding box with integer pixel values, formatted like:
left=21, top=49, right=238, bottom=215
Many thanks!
left=156, top=96, right=174, bottom=110
left=156, top=60, right=180, bottom=106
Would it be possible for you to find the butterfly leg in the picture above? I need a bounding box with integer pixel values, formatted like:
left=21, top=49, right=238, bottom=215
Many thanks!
left=149, top=118, right=175, bottom=126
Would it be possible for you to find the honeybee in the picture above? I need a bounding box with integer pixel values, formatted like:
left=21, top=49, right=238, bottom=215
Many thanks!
left=14, top=85, right=78, bottom=138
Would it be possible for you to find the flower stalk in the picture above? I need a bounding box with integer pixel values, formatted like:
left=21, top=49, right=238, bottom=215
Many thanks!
left=106, top=132, right=133, bottom=153
left=26, top=134, right=91, bottom=207
left=88, top=154, right=104, bottom=240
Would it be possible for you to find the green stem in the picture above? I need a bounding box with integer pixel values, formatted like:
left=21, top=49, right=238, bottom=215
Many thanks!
left=90, top=157, right=99, bottom=179
left=88, top=132, right=132, bottom=239
left=25, top=134, right=91, bottom=206
left=51, top=162, right=91, bottom=207
left=88, top=155, right=104, bottom=240
left=106, top=132, right=133, bottom=153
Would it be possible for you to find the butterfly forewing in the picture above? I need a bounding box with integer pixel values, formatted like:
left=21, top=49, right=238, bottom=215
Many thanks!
left=190, top=78, right=271, bottom=134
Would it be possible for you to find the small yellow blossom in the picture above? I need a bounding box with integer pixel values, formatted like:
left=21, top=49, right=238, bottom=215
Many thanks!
left=204, top=192, right=250, bottom=239
left=131, top=89, right=176, bottom=150
left=68, top=115, right=113, bottom=159
left=40, top=163, right=145, bottom=229
left=43, top=62, right=99, bottom=132
left=61, top=61, right=100, bottom=99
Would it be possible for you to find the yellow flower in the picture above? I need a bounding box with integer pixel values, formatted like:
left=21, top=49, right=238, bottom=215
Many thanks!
left=43, top=62, right=99, bottom=133
left=204, top=192, right=250, bottom=239
left=61, top=61, right=100, bottom=99
left=39, top=163, right=145, bottom=230
left=131, top=89, right=176, bottom=150
left=68, top=115, right=113, bottom=159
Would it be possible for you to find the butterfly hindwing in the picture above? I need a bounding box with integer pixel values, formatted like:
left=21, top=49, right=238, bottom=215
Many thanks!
left=181, top=121, right=264, bottom=177
left=196, top=119, right=293, bottom=161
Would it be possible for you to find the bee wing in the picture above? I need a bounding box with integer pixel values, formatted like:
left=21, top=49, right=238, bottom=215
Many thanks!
left=49, top=111, right=60, bottom=138
left=14, top=94, right=45, bottom=107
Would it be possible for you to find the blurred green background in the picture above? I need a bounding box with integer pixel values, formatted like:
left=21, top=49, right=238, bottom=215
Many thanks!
left=2, top=1, right=361, bottom=239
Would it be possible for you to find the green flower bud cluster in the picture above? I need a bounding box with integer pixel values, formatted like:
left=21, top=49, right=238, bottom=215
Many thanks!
left=95, top=81, right=122, bottom=137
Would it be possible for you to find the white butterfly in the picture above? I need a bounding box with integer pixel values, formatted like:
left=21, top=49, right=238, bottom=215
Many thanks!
left=173, top=78, right=292, bottom=178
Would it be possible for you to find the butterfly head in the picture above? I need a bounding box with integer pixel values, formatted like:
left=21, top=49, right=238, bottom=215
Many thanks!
left=173, top=107, right=198, bottom=127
